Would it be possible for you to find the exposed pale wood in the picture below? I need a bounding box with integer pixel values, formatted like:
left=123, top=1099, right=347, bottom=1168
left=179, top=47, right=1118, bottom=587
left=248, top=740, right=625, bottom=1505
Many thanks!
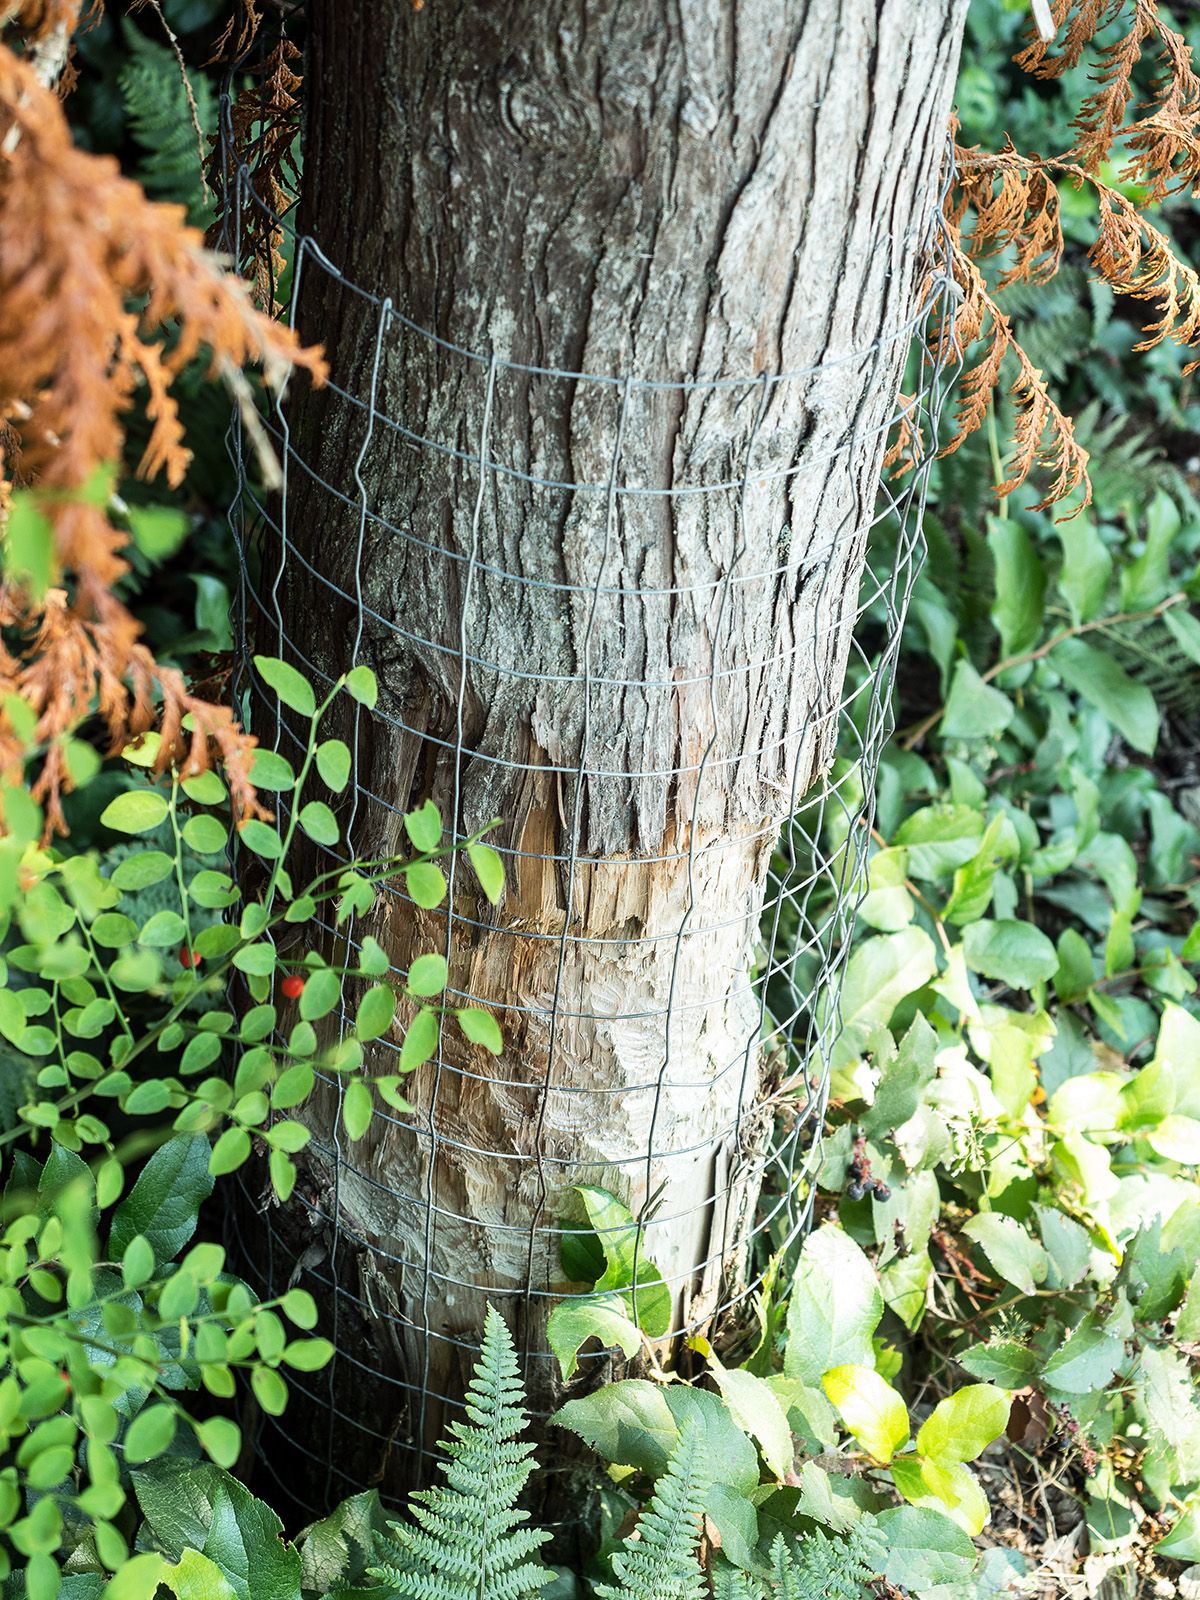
left=260, top=0, right=968, bottom=1499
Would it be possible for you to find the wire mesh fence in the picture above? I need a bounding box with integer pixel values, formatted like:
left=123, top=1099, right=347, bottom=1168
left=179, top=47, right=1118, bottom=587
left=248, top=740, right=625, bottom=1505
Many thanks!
left=218, top=83, right=963, bottom=1511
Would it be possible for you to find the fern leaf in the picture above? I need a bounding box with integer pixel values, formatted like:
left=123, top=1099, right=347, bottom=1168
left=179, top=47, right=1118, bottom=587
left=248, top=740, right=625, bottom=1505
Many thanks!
left=765, top=1522, right=887, bottom=1600
left=370, top=1307, right=549, bottom=1600
left=594, top=1424, right=709, bottom=1600
left=117, top=21, right=214, bottom=222
left=712, top=1562, right=763, bottom=1600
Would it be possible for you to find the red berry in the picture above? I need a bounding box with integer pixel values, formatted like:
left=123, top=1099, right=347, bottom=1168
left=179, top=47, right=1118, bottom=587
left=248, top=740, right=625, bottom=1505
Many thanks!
left=179, top=946, right=201, bottom=968
left=281, top=974, right=305, bottom=1000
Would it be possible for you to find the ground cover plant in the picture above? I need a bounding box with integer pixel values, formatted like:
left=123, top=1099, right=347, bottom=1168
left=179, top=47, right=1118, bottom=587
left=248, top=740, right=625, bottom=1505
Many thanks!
left=0, top=1, right=1199, bottom=1598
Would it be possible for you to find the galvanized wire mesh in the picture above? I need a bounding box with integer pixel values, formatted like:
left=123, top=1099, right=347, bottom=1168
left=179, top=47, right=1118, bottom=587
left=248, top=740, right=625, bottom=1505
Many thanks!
left=218, top=86, right=963, bottom=1511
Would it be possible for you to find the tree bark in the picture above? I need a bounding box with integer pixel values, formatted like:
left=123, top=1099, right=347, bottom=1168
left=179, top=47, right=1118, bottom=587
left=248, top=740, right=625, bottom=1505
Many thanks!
left=255, top=0, right=967, bottom=1504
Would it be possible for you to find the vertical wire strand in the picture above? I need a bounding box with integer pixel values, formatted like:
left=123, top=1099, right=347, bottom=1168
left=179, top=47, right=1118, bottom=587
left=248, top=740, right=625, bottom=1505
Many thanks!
left=521, top=375, right=634, bottom=1364
left=629, top=374, right=771, bottom=1328
left=321, top=294, right=393, bottom=1503
left=415, top=353, right=498, bottom=1474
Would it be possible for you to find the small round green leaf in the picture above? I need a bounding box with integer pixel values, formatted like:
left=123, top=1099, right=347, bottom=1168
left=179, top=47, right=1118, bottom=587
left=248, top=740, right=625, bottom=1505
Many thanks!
left=407, top=953, right=447, bottom=997
left=315, top=740, right=351, bottom=793
left=123, top=1403, right=176, bottom=1465
left=355, top=984, right=395, bottom=1042
left=458, top=1008, right=502, bottom=1054
left=343, top=1080, right=373, bottom=1141
left=299, top=802, right=340, bottom=847
left=101, top=791, right=168, bottom=835
left=254, top=655, right=316, bottom=717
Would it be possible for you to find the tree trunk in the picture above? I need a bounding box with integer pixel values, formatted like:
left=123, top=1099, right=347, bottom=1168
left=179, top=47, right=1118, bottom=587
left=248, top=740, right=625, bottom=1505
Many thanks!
left=254, top=0, right=966, bottom=1505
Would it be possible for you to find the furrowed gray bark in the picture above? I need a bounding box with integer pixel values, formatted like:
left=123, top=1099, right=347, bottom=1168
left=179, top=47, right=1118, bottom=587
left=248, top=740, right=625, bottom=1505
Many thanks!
left=260, top=0, right=967, bottom=1499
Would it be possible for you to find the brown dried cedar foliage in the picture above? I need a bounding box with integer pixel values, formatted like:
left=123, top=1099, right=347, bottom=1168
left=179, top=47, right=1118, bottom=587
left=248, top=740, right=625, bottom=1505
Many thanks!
left=937, top=0, right=1200, bottom=511
left=207, top=36, right=302, bottom=314
left=0, top=33, right=326, bottom=835
left=208, top=0, right=262, bottom=67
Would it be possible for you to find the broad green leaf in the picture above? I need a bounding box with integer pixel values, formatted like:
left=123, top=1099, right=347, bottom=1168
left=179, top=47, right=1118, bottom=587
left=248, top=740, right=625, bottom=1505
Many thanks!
left=880, top=1249, right=932, bottom=1332
left=1163, top=605, right=1200, bottom=668
left=858, top=846, right=914, bottom=932
left=877, top=1507, right=978, bottom=1590
left=546, top=1296, right=641, bottom=1379
left=90, top=913, right=138, bottom=950
left=893, top=805, right=985, bottom=879
left=251, top=1368, right=289, bottom=1418
left=138, top=909, right=188, bottom=949
left=208, top=1128, right=251, bottom=1178
left=958, top=1339, right=1039, bottom=1389
left=1041, top=1312, right=1123, bottom=1395
left=708, top=1367, right=794, bottom=1482
left=121, top=1235, right=155, bottom=1290
left=295, top=1491, right=385, bottom=1595
left=552, top=1381, right=758, bottom=1563
left=941, top=659, right=1013, bottom=741
left=101, top=791, right=169, bottom=835
left=784, top=1225, right=883, bottom=1384
left=131, top=1460, right=300, bottom=1600
left=1148, top=1113, right=1200, bottom=1164
left=1056, top=514, right=1111, bottom=624
left=573, top=1186, right=671, bottom=1338
left=239, top=821, right=283, bottom=861
left=184, top=815, right=228, bottom=855
left=822, top=1364, right=909, bottom=1463
left=181, top=770, right=226, bottom=808
left=1053, top=927, right=1094, bottom=1003
left=961, top=1213, right=1048, bottom=1294
left=110, top=1136, right=213, bottom=1261
left=254, top=656, right=315, bottom=717
left=5, top=492, right=55, bottom=597
left=194, top=1419, right=241, bottom=1470
left=104, top=1554, right=167, bottom=1600
left=1052, top=636, right=1158, bottom=755
left=282, top=1338, right=334, bottom=1371
left=962, top=918, right=1057, bottom=989
left=890, top=1455, right=990, bottom=1536
left=128, top=504, right=188, bottom=562
left=1120, top=489, right=1179, bottom=609
left=835, top=928, right=938, bottom=1066
left=988, top=515, right=1046, bottom=657
left=862, top=1015, right=937, bottom=1137
left=1156, top=1496, right=1200, bottom=1561
left=916, top=1385, right=1009, bottom=1465
left=1035, top=1205, right=1092, bottom=1290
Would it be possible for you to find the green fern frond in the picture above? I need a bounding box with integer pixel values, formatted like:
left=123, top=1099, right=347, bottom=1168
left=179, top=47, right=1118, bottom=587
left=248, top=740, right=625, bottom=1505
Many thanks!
left=711, top=1562, right=762, bottom=1600
left=117, top=22, right=214, bottom=222
left=594, top=1425, right=708, bottom=1600
left=370, top=1307, right=549, bottom=1600
left=765, top=1521, right=886, bottom=1600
